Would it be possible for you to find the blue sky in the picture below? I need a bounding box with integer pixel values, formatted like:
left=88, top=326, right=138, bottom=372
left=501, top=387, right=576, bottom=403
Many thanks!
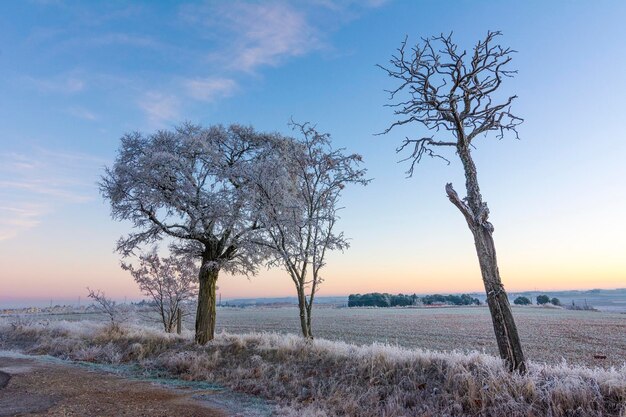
left=1, top=0, right=625, bottom=305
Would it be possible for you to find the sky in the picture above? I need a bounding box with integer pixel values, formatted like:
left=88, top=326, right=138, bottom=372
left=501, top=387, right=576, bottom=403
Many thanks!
left=1, top=0, right=625, bottom=307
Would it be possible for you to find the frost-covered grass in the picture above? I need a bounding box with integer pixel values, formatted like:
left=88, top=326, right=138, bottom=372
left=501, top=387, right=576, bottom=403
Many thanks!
left=210, top=306, right=626, bottom=368
left=13, top=306, right=625, bottom=367
left=1, top=318, right=624, bottom=416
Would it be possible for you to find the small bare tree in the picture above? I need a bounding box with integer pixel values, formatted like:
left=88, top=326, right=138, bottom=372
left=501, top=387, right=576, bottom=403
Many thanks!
left=86, top=288, right=125, bottom=326
left=121, top=248, right=199, bottom=333
left=254, top=122, right=368, bottom=338
left=379, top=31, right=526, bottom=372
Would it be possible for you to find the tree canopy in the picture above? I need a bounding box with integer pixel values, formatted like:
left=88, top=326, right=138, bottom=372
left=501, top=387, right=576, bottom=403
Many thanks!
left=101, top=123, right=290, bottom=343
left=253, top=122, right=369, bottom=337
left=513, top=296, right=532, bottom=305
left=100, top=123, right=280, bottom=273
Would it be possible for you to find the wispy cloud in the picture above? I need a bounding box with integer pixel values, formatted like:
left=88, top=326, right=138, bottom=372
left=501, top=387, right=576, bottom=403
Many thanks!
left=0, top=204, right=46, bottom=241
left=138, top=92, right=180, bottom=126
left=311, top=0, right=390, bottom=11
left=27, top=0, right=64, bottom=6
left=141, top=1, right=386, bottom=124
left=184, top=77, right=238, bottom=102
left=57, top=32, right=163, bottom=51
left=86, top=33, right=159, bottom=48
left=0, top=149, right=102, bottom=241
left=66, top=106, right=98, bottom=121
left=223, top=2, right=320, bottom=71
left=183, top=2, right=321, bottom=73
left=24, top=74, right=85, bottom=94
left=31, top=147, right=107, bottom=165
left=154, top=1, right=323, bottom=125
left=0, top=179, right=93, bottom=202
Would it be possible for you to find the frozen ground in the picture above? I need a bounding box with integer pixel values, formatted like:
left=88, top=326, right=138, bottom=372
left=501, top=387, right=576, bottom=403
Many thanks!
left=209, top=306, right=626, bottom=368
left=5, top=305, right=624, bottom=368
left=1, top=321, right=623, bottom=417
left=0, top=350, right=273, bottom=417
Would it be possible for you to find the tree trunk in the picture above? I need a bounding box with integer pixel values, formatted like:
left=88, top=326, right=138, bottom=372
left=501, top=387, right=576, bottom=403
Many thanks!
left=305, top=300, right=313, bottom=338
left=176, top=307, right=182, bottom=335
left=195, top=266, right=219, bottom=345
left=446, top=146, right=526, bottom=373
left=472, top=223, right=526, bottom=372
left=296, top=288, right=312, bottom=338
left=165, top=308, right=174, bottom=333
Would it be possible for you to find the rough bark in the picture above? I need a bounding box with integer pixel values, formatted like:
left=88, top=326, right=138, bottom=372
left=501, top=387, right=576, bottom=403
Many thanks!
left=305, top=299, right=313, bottom=337
left=195, top=265, right=219, bottom=345
left=296, top=287, right=312, bottom=338
left=472, top=226, right=526, bottom=373
left=446, top=147, right=526, bottom=373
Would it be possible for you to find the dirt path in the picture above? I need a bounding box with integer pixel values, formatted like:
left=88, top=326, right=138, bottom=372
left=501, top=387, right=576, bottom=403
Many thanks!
left=0, top=356, right=225, bottom=417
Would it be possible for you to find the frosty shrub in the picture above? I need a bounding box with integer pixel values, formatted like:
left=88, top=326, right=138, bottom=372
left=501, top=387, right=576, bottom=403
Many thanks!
left=122, top=248, right=198, bottom=333
left=86, top=288, right=128, bottom=327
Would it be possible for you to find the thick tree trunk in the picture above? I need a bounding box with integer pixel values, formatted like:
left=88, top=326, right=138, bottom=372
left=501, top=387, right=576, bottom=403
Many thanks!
left=447, top=183, right=526, bottom=372
left=195, top=265, right=219, bottom=345
left=445, top=146, right=526, bottom=373
left=471, top=223, right=526, bottom=372
left=165, top=307, right=174, bottom=333
left=296, top=288, right=312, bottom=338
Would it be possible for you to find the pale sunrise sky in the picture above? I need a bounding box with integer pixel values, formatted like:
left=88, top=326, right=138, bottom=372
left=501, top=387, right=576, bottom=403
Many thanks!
left=1, top=1, right=625, bottom=306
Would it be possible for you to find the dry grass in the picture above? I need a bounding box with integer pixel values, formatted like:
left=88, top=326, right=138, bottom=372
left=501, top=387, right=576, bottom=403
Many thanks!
left=1, top=319, right=624, bottom=417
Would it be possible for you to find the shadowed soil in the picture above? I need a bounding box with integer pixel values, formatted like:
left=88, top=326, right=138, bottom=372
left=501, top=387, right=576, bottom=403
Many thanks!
left=0, top=356, right=224, bottom=417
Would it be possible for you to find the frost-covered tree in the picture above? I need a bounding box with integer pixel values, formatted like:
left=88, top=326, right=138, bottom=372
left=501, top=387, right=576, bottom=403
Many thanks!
left=253, top=122, right=368, bottom=338
left=121, top=248, right=198, bottom=333
left=100, top=124, right=277, bottom=344
left=86, top=288, right=125, bottom=326
left=380, top=32, right=526, bottom=372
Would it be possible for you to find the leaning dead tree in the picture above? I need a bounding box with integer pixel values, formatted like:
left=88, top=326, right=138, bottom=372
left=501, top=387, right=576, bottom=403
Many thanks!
left=379, top=31, right=526, bottom=372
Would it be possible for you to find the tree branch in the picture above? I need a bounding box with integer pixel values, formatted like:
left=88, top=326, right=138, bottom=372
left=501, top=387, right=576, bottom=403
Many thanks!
left=445, top=183, right=475, bottom=228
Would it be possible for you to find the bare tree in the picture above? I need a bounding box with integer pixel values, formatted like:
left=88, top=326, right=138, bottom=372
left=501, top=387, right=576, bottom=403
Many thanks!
left=100, top=124, right=278, bottom=344
left=86, top=288, right=124, bottom=326
left=254, top=122, right=369, bottom=338
left=121, top=248, right=198, bottom=333
left=379, top=31, right=526, bottom=372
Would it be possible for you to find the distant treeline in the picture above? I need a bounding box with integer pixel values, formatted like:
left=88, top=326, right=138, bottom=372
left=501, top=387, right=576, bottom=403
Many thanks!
left=348, top=293, right=481, bottom=307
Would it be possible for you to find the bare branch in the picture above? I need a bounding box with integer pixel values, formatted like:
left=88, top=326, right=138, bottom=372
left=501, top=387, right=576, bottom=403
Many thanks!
left=86, top=288, right=126, bottom=325
left=379, top=30, right=523, bottom=176
left=445, top=183, right=474, bottom=227
left=397, top=136, right=454, bottom=176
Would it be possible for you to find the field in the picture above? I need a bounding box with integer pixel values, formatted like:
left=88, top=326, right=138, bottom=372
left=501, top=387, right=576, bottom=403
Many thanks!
left=11, top=305, right=625, bottom=368
left=207, top=306, right=626, bottom=368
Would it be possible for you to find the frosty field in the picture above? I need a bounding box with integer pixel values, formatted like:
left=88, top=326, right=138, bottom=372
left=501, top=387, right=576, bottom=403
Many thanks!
left=211, top=306, right=626, bottom=368
left=12, top=305, right=625, bottom=368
